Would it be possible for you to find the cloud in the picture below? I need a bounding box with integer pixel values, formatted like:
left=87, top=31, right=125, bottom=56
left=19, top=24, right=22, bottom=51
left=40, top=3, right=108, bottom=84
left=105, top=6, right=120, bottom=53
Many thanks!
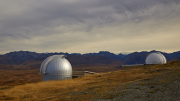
left=0, top=0, right=180, bottom=54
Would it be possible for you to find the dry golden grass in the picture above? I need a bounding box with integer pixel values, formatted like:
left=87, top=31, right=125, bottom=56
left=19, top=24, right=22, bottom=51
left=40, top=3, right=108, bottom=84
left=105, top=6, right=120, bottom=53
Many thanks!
left=149, top=90, right=154, bottom=93
left=0, top=69, right=41, bottom=87
left=0, top=64, right=121, bottom=88
left=0, top=60, right=180, bottom=101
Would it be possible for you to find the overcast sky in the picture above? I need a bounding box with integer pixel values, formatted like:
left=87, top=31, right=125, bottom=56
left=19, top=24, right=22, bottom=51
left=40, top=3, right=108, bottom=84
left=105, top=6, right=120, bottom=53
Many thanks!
left=0, top=0, right=180, bottom=54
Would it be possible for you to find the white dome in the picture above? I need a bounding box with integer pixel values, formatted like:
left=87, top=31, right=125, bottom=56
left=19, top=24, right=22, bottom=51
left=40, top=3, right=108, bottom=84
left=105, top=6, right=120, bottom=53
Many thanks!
left=40, top=55, right=72, bottom=81
left=145, top=52, right=167, bottom=64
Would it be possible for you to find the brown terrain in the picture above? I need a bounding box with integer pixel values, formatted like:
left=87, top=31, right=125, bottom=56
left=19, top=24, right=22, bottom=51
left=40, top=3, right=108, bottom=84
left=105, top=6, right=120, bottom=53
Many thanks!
left=0, top=55, right=123, bottom=88
left=0, top=59, right=179, bottom=100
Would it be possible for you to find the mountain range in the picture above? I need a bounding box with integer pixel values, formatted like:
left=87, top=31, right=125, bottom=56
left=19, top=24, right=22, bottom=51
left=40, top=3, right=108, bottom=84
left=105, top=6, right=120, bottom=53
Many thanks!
left=0, top=50, right=180, bottom=86
left=0, top=50, right=180, bottom=66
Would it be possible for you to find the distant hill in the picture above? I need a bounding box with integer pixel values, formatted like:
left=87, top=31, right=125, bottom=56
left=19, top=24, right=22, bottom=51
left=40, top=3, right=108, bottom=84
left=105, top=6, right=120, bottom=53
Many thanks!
left=0, top=55, right=21, bottom=65
left=84, top=51, right=127, bottom=61
left=66, top=55, right=124, bottom=65
left=169, top=51, right=180, bottom=60
left=122, top=50, right=172, bottom=64
left=86, top=50, right=179, bottom=64
left=0, top=50, right=180, bottom=65
left=19, top=55, right=124, bottom=69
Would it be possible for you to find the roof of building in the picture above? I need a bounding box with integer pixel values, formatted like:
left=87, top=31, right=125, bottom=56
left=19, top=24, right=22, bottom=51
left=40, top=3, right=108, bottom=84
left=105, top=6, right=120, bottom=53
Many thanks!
left=40, top=55, right=72, bottom=75
left=145, top=52, right=167, bottom=64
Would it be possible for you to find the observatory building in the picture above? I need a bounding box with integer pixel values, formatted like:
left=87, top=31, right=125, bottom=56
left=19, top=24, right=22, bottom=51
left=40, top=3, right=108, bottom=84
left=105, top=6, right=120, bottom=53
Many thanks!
left=145, top=52, right=167, bottom=64
left=40, top=55, right=72, bottom=81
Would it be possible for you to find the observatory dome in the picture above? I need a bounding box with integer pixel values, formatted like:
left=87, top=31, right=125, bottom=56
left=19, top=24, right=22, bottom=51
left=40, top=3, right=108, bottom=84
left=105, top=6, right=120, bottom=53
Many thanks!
left=40, top=55, right=72, bottom=81
left=145, top=52, right=167, bottom=64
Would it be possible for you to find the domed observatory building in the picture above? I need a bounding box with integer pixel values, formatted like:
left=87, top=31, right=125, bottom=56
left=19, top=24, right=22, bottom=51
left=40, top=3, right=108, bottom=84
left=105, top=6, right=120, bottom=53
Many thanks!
left=145, top=52, right=167, bottom=64
left=40, top=55, right=72, bottom=81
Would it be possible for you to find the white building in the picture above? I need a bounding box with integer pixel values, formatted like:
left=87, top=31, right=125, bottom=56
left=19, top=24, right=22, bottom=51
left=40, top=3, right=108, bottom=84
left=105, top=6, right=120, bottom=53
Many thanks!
left=40, top=55, right=72, bottom=81
left=145, top=52, right=167, bottom=64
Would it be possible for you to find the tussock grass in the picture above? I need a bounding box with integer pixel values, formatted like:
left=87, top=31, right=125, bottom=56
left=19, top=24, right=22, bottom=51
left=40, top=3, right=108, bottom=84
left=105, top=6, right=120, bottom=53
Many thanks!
left=0, top=60, right=180, bottom=100
left=0, top=69, right=41, bottom=87
left=149, top=90, right=154, bottom=93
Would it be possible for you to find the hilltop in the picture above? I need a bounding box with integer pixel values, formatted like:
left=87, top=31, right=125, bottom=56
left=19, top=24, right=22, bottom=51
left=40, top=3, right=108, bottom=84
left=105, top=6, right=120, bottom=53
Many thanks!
left=0, top=60, right=180, bottom=100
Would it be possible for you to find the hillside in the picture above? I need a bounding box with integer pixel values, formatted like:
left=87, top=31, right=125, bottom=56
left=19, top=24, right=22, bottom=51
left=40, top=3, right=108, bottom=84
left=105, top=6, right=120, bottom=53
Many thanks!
left=20, top=55, right=124, bottom=69
left=0, top=55, right=21, bottom=65
left=67, top=55, right=123, bottom=65
left=0, top=55, right=124, bottom=87
left=0, top=60, right=180, bottom=100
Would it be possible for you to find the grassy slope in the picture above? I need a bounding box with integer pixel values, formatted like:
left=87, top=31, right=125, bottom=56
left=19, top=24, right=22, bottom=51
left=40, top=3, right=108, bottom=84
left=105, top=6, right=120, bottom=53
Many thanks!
left=0, top=64, right=121, bottom=88
left=0, top=60, right=180, bottom=101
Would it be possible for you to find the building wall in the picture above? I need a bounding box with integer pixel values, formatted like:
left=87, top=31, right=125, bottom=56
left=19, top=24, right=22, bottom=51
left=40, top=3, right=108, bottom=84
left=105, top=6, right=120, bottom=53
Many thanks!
left=72, top=71, right=97, bottom=78
left=72, top=71, right=84, bottom=75
left=42, top=75, right=72, bottom=81
left=42, top=71, right=97, bottom=80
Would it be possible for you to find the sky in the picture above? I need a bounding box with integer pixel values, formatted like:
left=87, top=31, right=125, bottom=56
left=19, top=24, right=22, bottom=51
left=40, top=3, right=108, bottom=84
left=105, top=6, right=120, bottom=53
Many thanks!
left=0, top=0, right=180, bottom=54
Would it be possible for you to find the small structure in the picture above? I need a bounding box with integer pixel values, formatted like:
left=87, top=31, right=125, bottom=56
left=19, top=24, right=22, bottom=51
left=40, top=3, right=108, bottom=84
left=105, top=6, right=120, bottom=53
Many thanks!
left=145, top=52, right=167, bottom=64
left=40, top=55, right=72, bottom=81
left=72, top=71, right=97, bottom=78
left=121, top=64, right=144, bottom=67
